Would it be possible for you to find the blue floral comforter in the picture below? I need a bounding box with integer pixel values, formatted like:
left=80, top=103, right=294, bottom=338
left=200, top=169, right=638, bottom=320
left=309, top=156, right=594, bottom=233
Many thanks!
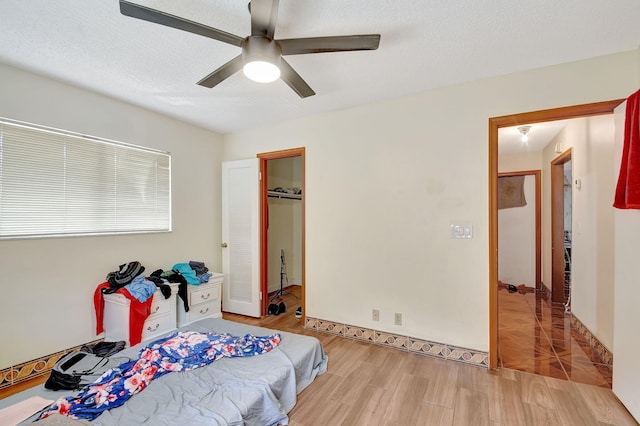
left=38, top=331, right=281, bottom=422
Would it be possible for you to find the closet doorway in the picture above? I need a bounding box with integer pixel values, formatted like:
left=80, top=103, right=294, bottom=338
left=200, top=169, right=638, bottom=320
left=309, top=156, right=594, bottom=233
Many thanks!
left=258, top=148, right=305, bottom=319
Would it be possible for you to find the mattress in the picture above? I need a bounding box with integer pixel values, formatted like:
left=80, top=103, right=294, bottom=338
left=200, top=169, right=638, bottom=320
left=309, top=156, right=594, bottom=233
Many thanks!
left=0, top=318, right=328, bottom=426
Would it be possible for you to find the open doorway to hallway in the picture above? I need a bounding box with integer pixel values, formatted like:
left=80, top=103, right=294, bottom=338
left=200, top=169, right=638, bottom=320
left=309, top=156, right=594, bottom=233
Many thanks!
left=490, top=100, right=622, bottom=387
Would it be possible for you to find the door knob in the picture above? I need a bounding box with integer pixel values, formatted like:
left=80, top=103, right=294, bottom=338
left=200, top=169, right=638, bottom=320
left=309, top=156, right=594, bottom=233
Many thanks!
left=221, top=243, right=228, bottom=248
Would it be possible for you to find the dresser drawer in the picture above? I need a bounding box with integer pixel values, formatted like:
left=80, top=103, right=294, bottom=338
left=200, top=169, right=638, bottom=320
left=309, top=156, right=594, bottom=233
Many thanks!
left=189, top=284, right=220, bottom=306
left=149, top=293, right=172, bottom=318
left=187, top=301, right=219, bottom=322
left=103, top=284, right=178, bottom=346
left=141, top=312, right=175, bottom=342
left=177, top=273, right=223, bottom=327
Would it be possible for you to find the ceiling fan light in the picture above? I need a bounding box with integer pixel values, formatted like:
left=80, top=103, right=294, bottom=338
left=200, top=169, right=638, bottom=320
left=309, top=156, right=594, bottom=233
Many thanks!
left=242, top=36, right=282, bottom=83
left=243, top=60, right=280, bottom=83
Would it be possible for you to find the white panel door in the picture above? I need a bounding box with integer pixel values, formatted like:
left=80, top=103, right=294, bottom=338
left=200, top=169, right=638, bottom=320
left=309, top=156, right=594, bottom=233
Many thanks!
left=221, top=158, right=261, bottom=317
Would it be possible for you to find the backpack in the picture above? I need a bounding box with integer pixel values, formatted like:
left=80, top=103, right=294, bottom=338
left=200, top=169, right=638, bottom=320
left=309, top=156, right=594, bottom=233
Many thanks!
left=44, top=350, right=130, bottom=391
left=80, top=340, right=126, bottom=357
left=106, top=261, right=145, bottom=289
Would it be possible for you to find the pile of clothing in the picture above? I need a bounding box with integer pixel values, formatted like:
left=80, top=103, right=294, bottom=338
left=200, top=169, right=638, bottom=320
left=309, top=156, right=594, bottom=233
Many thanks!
left=95, top=260, right=214, bottom=345
left=103, top=261, right=159, bottom=303
left=147, top=261, right=212, bottom=313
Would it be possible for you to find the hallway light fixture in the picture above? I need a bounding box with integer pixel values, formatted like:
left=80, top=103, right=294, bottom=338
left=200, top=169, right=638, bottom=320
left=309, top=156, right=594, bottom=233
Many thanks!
left=518, top=126, right=532, bottom=143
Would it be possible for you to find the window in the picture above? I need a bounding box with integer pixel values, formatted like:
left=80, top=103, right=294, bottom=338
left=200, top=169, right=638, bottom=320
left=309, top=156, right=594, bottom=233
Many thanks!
left=0, top=118, right=171, bottom=239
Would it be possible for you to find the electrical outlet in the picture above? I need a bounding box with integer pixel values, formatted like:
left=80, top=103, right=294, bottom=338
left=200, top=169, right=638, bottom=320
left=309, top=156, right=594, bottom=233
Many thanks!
left=372, top=309, right=380, bottom=321
left=394, top=312, right=402, bottom=325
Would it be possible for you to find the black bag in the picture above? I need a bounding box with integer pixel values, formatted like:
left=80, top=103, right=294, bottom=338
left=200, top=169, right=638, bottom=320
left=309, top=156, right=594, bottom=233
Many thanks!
left=45, top=350, right=129, bottom=391
left=45, top=369, right=82, bottom=391
left=106, top=261, right=145, bottom=289
left=80, top=340, right=126, bottom=357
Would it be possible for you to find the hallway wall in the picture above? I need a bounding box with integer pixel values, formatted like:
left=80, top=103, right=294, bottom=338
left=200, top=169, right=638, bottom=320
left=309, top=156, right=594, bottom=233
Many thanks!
left=541, top=116, right=616, bottom=351
left=498, top=175, right=536, bottom=287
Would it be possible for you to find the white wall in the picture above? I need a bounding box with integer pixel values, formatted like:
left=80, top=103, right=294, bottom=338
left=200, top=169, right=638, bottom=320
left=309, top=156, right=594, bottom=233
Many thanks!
left=498, top=151, right=543, bottom=173
left=541, top=116, right=616, bottom=351
left=498, top=153, right=543, bottom=289
left=0, top=63, right=224, bottom=369
left=581, top=116, right=616, bottom=349
left=498, top=176, right=536, bottom=287
left=613, top=100, right=640, bottom=422
left=564, top=163, right=573, bottom=233
left=223, top=51, right=639, bottom=351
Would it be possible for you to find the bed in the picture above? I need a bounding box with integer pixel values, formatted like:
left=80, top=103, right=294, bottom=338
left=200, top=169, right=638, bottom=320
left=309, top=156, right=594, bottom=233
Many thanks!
left=0, top=318, right=328, bottom=425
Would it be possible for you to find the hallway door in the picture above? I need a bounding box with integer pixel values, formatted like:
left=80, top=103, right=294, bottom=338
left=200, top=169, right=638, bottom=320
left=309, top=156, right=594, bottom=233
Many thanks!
left=551, top=149, right=572, bottom=304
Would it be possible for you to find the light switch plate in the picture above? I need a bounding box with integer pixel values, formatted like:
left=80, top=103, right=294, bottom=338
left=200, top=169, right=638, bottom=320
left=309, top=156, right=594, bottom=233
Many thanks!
left=451, top=223, right=473, bottom=239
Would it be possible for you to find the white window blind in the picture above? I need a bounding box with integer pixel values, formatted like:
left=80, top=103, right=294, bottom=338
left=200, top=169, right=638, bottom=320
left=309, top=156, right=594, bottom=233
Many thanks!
left=0, top=118, right=171, bottom=239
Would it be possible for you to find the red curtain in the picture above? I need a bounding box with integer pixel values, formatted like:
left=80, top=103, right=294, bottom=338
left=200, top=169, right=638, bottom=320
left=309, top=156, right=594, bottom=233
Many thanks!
left=614, top=89, right=640, bottom=209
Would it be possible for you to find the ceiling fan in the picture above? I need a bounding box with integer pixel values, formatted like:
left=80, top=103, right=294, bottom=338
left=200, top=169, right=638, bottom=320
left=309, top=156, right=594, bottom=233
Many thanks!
left=119, top=0, right=381, bottom=98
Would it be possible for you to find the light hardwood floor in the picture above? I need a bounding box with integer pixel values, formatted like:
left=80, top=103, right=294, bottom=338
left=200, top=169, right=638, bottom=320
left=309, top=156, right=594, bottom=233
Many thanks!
left=226, top=286, right=638, bottom=426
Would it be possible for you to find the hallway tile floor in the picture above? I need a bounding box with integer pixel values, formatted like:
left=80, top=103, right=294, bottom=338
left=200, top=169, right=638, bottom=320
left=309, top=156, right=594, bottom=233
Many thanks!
left=498, top=288, right=613, bottom=388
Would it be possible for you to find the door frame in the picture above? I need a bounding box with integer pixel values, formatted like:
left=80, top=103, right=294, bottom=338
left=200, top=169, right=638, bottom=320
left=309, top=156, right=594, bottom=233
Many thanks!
left=488, top=99, right=623, bottom=368
left=498, top=170, right=542, bottom=290
left=257, top=147, right=305, bottom=318
left=551, top=149, right=572, bottom=303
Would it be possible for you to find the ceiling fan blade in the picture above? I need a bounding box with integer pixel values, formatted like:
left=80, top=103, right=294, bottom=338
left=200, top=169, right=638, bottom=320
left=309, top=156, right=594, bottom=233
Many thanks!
left=197, top=55, right=244, bottom=88
left=250, top=0, right=279, bottom=38
left=119, top=0, right=244, bottom=47
left=279, top=58, right=315, bottom=98
left=279, top=34, right=380, bottom=55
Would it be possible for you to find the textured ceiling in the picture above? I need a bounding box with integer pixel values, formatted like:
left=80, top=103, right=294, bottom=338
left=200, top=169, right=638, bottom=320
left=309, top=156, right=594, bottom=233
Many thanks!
left=1, top=0, right=639, bottom=134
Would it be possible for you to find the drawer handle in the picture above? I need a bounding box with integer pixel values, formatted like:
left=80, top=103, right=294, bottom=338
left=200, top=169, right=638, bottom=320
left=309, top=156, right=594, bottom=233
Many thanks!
left=199, top=307, right=209, bottom=314
left=152, top=306, right=160, bottom=314
left=200, top=293, right=210, bottom=300
left=146, top=323, right=160, bottom=332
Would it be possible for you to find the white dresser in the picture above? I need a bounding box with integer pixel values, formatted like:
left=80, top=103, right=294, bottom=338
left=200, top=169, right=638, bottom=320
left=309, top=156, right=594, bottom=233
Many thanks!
left=177, top=272, right=223, bottom=327
left=103, top=284, right=178, bottom=346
